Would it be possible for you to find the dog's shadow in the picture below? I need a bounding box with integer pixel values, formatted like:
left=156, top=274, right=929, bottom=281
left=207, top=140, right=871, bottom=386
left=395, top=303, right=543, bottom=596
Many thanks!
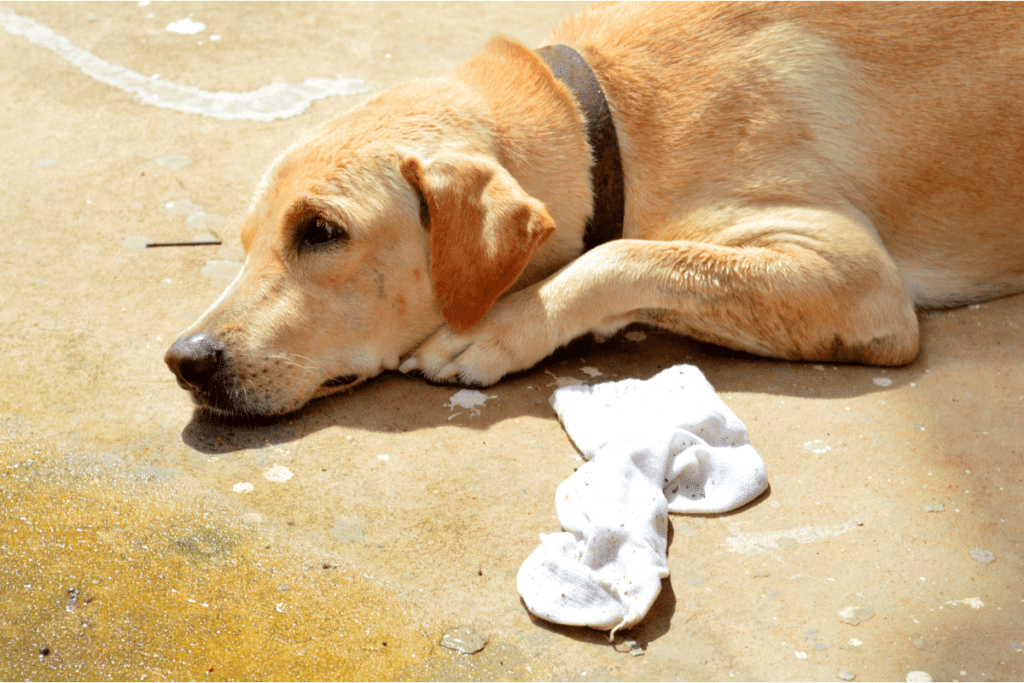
left=180, top=323, right=930, bottom=454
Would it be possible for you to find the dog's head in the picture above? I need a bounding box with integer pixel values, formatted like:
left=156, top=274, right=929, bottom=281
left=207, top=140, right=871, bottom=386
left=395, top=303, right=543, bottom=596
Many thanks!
left=164, top=91, right=555, bottom=416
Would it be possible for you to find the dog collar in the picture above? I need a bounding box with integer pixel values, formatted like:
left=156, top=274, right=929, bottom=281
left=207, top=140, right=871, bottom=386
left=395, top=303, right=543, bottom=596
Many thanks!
left=536, top=44, right=625, bottom=252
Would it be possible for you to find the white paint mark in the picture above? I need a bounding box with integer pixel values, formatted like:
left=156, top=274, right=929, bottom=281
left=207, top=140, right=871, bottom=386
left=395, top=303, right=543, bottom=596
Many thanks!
left=944, top=597, right=984, bottom=609
left=545, top=370, right=581, bottom=388
left=446, top=389, right=495, bottom=416
left=166, top=18, right=204, bottom=35
left=263, top=465, right=293, bottom=483
left=725, top=521, right=857, bottom=555
left=376, top=454, right=389, bottom=461
left=210, top=35, right=221, bottom=41
left=231, top=482, right=254, bottom=494
left=804, top=439, right=831, bottom=454
left=625, top=331, right=646, bottom=342
left=156, top=154, right=191, bottom=169
left=0, top=7, right=371, bottom=121
left=873, top=377, right=892, bottom=387
left=187, top=211, right=226, bottom=234
left=580, top=366, right=603, bottom=377
left=795, top=651, right=808, bottom=659
left=275, top=602, right=285, bottom=613
left=848, top=638, right=863, bottom=647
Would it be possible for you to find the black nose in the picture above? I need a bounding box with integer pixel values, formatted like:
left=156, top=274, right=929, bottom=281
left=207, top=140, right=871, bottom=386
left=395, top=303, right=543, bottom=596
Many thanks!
left=165, top=332, right=224, bottom=388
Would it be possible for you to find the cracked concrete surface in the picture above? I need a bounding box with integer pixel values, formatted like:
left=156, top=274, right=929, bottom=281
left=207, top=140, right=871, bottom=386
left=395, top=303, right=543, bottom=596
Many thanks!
left=2, top=3, right=1022, bottom=680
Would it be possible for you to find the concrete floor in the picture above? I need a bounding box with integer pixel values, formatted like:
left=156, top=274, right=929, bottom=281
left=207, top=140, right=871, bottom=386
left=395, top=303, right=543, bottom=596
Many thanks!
left=2, top=3, right=1022, bottom=681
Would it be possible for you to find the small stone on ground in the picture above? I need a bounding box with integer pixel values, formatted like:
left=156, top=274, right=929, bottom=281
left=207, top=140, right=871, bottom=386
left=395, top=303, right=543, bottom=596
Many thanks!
left=440, top=626, right=488, bottom=654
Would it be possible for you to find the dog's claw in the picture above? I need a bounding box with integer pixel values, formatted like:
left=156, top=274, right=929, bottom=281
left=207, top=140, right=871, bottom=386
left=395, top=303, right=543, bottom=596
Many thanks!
left=398, top=356, right=419, bottom=373
left=438, top=362, right=461, bottom=381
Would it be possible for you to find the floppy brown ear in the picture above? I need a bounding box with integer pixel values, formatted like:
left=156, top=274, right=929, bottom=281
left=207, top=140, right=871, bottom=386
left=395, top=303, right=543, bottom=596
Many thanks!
left=400, top=153, right=555, bottom=332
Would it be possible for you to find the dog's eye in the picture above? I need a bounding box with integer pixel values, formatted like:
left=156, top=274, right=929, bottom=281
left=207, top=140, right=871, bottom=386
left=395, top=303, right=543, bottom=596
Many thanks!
left=299, top=215, right=349, bottom=253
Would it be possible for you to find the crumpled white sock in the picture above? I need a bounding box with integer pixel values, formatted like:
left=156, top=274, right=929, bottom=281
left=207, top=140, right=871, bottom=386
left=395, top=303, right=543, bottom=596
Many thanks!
left=517, top=364, right=768, bottom=636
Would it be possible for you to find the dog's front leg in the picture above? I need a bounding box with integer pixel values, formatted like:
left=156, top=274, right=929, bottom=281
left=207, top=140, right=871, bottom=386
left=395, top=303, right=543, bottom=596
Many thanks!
left=403, top=208, right=922, bottom=386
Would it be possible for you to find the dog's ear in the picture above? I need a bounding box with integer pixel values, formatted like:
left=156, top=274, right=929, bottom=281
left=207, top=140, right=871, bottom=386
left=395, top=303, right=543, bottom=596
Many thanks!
left=400, top=153, right=555, bottom=332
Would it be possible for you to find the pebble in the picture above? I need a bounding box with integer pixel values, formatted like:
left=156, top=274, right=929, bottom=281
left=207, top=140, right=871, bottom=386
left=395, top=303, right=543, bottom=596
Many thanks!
left=166, top=18, right=205, bottom=34
left=970, top=548, right=996, bottom=564
left=262, top=465, right=293, bottom=483
left=156, top=154, right=191, bottom=169
left=752, top=570, right=770, bottom=578
left=804, top=440, right=831, bottom=453
left=906, top=672, right=932, bottom=682
left=440, top=626, right=488, bottom=654
left=614, top=640, right=644, bottom=656
left=838, top=605, right=875, bottom=626
left=839, top=671, right=856, bottom=681
left=912, top=638, right=936, bottom=650
left=920, top=501, right=945, bottom=513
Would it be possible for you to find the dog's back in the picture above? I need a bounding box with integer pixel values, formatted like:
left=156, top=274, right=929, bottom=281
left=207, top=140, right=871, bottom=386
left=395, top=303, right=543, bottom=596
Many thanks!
left=550, top=2, right=1024, bottom=307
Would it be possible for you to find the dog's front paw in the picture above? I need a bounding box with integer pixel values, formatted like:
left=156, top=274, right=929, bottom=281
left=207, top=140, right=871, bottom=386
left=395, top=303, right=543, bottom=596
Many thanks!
left=400, top=311, right=554, bottom=387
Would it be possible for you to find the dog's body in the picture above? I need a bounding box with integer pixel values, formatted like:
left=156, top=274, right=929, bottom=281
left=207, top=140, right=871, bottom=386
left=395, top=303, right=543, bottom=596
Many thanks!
left=166, top=2, right=1024, bottom=416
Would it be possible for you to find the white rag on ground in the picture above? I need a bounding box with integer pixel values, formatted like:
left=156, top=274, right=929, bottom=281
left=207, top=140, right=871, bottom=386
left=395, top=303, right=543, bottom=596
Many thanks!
left=517, top=364, right=768, bottom=637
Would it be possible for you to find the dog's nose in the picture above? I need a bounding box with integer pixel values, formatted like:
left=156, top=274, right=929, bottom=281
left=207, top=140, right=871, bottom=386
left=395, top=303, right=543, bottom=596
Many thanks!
left=165, top=332, right=224, bottom=388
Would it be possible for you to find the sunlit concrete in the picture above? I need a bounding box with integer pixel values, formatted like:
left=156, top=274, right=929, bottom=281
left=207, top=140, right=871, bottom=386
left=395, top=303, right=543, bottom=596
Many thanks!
left=2, top=3, right=1022, bottom=680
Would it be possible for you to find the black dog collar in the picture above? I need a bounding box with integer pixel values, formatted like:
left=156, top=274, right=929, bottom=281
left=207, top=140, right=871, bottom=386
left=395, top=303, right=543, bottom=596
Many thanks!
left=535, top=44, right=625, bottom=252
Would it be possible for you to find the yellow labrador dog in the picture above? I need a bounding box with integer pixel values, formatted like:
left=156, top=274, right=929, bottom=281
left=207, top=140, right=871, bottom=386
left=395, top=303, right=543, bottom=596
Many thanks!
left=166, top=2, right=1024, bottom=416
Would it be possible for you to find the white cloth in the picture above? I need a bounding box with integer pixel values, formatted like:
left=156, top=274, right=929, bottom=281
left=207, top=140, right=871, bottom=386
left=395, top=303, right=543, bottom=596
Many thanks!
left=517, top=364, right=768, bottom=636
